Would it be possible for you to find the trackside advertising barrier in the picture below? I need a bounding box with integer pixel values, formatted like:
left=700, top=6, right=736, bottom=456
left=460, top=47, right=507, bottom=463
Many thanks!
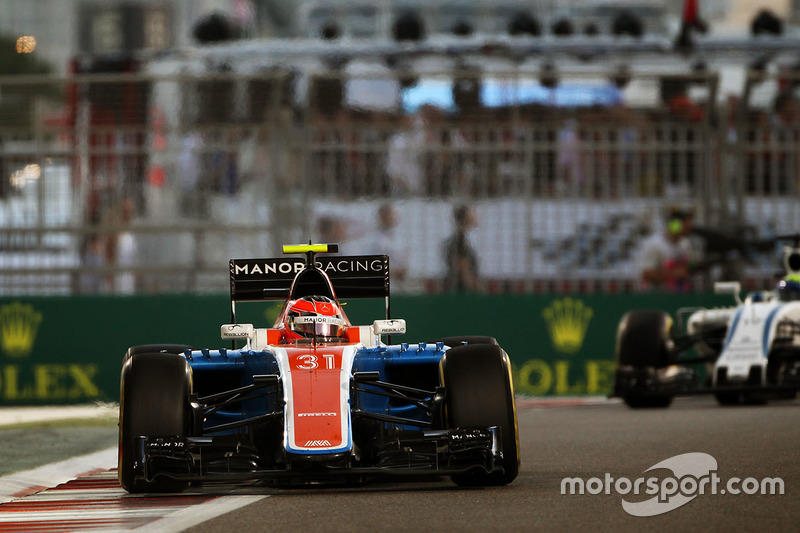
left=0, top=293, right=732, bottom=405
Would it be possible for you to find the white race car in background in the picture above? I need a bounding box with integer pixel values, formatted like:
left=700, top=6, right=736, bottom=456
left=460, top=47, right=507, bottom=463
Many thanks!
left=613, top=237, right=800, bottom=407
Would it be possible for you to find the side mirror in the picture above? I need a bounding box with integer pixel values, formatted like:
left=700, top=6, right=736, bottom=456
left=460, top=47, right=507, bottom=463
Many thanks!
left=713, top=282, right=742, bottom=305
left=373, top=319, right=406, bottom=336
left=221, top=323, right=255, bottom=349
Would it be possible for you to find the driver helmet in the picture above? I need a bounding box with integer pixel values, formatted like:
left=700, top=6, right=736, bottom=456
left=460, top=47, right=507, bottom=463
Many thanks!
left=282, top=295, right=347, bottom=341
left=777, top=276, right=800, bottom=302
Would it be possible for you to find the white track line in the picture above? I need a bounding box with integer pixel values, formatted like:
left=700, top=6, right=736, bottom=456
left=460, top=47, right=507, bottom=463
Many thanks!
left=0, top=448, right=268, bottom=532
left=143, top=495, right=268, bottom=533
left=0, top=446, right=118, bottom=503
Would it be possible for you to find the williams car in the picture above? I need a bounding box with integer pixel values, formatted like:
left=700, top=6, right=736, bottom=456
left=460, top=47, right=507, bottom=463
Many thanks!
left=613, top=237, right=800, bottom=407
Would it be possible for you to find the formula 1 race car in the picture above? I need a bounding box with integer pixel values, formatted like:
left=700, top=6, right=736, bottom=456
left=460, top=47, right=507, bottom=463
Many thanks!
left=613, top=237, right=800, bottom=408
left=118, top=244, right=519, bottom=492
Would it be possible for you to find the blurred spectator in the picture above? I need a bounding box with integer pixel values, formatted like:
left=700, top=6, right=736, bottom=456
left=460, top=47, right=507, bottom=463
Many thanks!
left=356, top=204, right=408, bottom=287
left=445, top=118, right=478, bottom=197
left=661, top=77, right=704, bottom=192
left=199, top=130, right=239, bottom=202
left=79, top=233, right=106, bottom=293
left=106, top=197, right=138, bottom=294
left=722, top=94, right=741, bottom=182
left=750, top=90, right=798, bottom=194
left=337, top=110, right=386, bottom=196
left=178, top=130, right=203, bottom=217
left=443, top=204, right=479, bottom=292
left=667, top=92, right=704, bottom=123
left=220, top=129, right=240, bottom=195
left=386, top=104, right=440, bottom=195
left=638, top=209, right=698, bottom=291
left=315, top=214, right=350, bottom=250
left=557, top=117, right=585, bottom=195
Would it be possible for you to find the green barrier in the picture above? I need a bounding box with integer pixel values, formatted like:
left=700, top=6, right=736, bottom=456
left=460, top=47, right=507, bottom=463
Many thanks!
left=0, top=293, right=734, bottom=405
left=390, top=293, right=732, bottom=397
left=0, top=296, right=226, bottom=406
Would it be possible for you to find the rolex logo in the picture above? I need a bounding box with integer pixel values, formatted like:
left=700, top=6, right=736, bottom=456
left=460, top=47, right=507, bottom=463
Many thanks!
left=542, top=298, right=592, bottom=354
left=0, top=302, right=42, bottom=358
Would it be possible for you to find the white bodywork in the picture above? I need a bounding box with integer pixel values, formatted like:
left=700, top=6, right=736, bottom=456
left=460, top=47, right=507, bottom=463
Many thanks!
left=686, top=307, right=736, bottom=359
left=714, top=302, right=781, bottom=383
left=688, top=300, right=800, bottom=385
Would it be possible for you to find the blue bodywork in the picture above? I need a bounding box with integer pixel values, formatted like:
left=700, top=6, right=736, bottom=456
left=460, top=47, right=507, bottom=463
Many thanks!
left=185, top=342, right=447, bottom=434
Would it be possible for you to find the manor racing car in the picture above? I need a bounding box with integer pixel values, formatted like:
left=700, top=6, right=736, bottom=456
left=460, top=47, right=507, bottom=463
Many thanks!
left=613, top=239, right=800, bottom=408
left=118, top=244, right=519, bottom=492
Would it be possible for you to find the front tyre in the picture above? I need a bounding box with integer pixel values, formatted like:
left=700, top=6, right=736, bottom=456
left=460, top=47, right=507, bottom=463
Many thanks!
left=615, top=310, right=675, bottom=408
left=714, top=391, right=742, bottom=406
left=441, top=344, right=519, bottom=486
left=119, top=352, right=193, bottom=493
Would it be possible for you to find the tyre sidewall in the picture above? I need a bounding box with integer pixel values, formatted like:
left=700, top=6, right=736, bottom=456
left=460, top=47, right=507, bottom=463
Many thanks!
left=119, top=352, right=193, bottom=492
left=616, top=310, right=673, bottom=368
left=440, top=344, right=519, bottom=485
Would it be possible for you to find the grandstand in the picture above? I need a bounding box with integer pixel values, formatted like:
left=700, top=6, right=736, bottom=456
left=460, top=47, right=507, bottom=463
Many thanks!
left=0, top=1, right=799, bottom=295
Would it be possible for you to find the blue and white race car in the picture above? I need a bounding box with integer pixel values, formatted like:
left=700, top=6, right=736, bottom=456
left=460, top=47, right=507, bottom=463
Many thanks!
left=613, top=238, right=800, bottom=408
left=118, top=244, right=519, bottom=492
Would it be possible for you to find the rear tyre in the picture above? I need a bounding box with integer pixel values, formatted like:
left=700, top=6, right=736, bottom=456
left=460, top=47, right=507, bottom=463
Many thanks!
left=123, top=344, right=192, bottom=363
left=625, top=394, right=673, bottom=408
left=715, top=388, right=775, bottom=407
left=714, top=392, right=741, bottom=405
left=616, top=310, right=674, bottom=408
left=764, top=349, right=800, bottom=402
left=119, top=352, right=193, bottom=493
left=441, top=344, right=519, bottom=486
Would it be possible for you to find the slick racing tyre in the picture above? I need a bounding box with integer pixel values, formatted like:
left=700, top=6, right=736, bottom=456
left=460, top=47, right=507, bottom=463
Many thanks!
left=119, top=352, right=193, bottom=493
left=123, top=344, right=192, bottom=363
left=616, top=310, right=674, bottom=408
left=441, top=344, right=519, bottom=486
left=714, top=392, right=742, bottom=406
left=428, top=336, right=499, bottom=347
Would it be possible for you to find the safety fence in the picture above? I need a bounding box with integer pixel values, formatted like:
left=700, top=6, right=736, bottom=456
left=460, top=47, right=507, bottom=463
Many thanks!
left=0, top=67, right=798, bottom=295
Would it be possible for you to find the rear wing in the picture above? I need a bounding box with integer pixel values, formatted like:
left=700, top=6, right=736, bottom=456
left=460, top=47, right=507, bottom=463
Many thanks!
left=229, top=254, right=390, bottom=322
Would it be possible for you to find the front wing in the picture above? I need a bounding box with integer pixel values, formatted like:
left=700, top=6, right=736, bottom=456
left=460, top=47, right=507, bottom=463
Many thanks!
left=613, top=364, right=800, bottom=398
left=128, top=426, right=504, bottom=486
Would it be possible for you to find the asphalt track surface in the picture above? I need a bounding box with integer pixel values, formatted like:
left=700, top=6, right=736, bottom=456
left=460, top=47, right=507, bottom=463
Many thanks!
left=177, top=396, right=798, bottom=533
left=1, top=396, right=797, bottom=531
